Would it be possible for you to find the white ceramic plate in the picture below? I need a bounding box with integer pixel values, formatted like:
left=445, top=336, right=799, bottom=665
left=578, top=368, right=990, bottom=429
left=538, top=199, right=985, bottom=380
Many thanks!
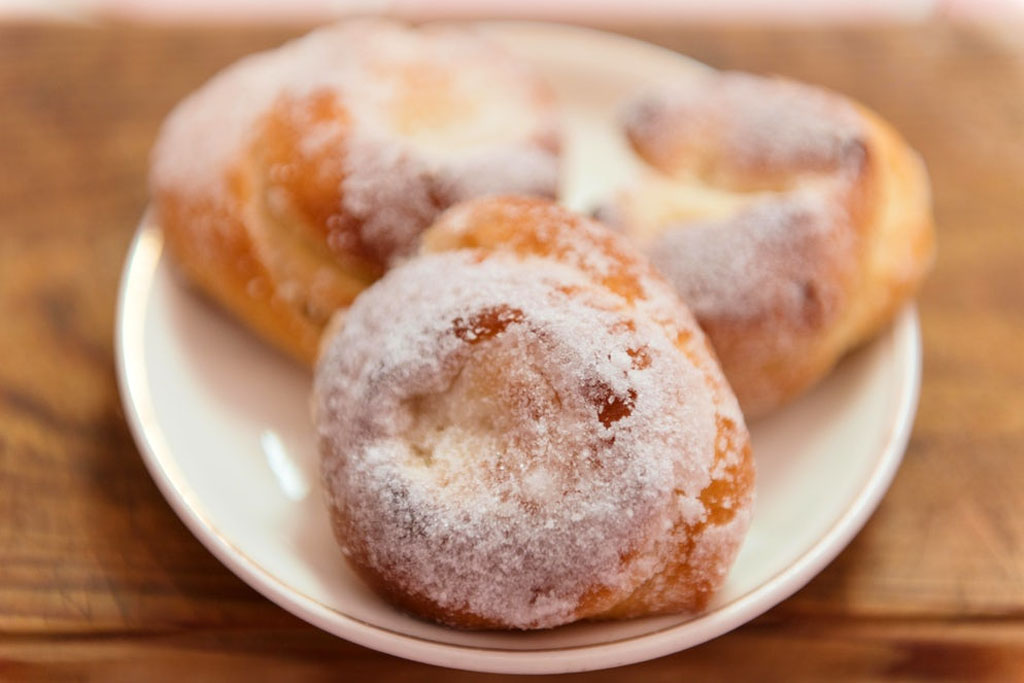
left=116, top=23, right=921, bottom=674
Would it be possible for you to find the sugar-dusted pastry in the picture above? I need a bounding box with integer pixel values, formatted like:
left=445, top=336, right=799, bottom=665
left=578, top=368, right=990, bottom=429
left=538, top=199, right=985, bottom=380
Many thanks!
left=600, top=72, right=935, bottom=416
left=315, top=197, right=754, bottom=629
left=151, top=20, right=560, bottom=363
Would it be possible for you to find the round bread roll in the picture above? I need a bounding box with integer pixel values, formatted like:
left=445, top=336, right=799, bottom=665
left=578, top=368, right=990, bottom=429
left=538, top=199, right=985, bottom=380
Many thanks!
left=150, top=20, right=560, bottom=364
left=315, top=196, right=754, bottom=630
left=599, top=71, right=935, bottom=417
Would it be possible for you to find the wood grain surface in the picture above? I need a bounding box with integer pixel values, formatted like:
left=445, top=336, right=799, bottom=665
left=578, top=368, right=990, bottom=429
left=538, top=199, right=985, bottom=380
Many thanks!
left=1, top=21, right=1023, bottom=682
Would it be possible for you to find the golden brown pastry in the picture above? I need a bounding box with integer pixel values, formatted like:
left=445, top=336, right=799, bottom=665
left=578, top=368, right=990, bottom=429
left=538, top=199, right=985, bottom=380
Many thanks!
left=599, top=72, right=935, bottom=416
left=314, top=196, right=754, bottom=630
left=150, top=20, right=560, bottom=364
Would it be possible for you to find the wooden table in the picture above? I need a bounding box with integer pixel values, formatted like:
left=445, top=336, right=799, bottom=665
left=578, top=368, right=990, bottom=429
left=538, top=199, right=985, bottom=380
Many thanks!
left=1, top=21, right=1022, bottom=681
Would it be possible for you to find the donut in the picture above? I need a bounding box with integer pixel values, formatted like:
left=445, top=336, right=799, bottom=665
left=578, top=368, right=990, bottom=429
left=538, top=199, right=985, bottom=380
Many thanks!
left=314, top=196, right=754, bottom=629
left=598, top=71, right=935, bottom=416
left=150, top=20, right=560, bottom=364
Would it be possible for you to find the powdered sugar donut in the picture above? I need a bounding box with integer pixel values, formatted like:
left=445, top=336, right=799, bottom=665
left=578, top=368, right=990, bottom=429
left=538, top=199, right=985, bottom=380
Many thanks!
left=599, top=72, right=934, bottom=416
left=151, top=20, right=560, bottom=364
left=314, top=197, right=754, bottom=629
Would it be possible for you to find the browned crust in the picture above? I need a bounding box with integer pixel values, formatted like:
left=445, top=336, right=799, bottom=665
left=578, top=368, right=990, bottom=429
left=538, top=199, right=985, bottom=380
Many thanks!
left=611, top=75, right=935, bottom=417
left=157, top=182, right=329, bottom=366
left=327, top=196, right=755, bottom=629
left=151, top=22, right=562, bottom=367
left=718, top=106, right=935, bottom=416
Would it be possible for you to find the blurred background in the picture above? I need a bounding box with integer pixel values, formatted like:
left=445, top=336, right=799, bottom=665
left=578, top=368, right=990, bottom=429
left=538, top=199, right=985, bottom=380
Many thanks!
left=3, top=0, right=1024, bottom=24
left=2, top=1, right=1023, bottom=681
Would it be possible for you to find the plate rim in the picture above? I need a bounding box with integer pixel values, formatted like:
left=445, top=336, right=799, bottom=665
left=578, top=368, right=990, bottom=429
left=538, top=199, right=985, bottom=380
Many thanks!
left=116, top=21, right=922, bottom=675
left=117, top=222, right=920, bottom=675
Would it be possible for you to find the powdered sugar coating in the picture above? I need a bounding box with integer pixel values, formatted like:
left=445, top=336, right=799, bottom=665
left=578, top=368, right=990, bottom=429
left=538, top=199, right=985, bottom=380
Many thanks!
left=316, top=251, right=747, bottom=628
left=338, top=133, right=441, bottom=264
left=150, top=20, right=561, bottom=264
left=315, top=198, right=753, bottom=629
left=624, top=71, right=866, bottom=183
left=649, top=189, right=856, bottom=325
left=424, top=196, right=709, bottom=333
left=440, top=145, right=561, bottom=205
left=601, top=71, right=884, bottom=414
left=614, top=72, right=869, bottom=329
